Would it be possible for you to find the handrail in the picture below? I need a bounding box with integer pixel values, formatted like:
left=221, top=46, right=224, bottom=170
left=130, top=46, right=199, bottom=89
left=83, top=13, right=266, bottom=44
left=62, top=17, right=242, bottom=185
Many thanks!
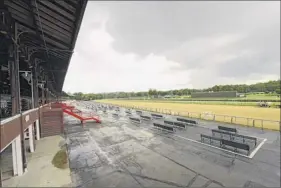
left=0, top=114, right=21, bottom=125
left=1, top=103, right=53, bottom=125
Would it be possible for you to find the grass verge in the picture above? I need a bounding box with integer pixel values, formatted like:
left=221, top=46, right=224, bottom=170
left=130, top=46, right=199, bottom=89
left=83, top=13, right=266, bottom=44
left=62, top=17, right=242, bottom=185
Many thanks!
left=52, top=148, right=68, bottom=169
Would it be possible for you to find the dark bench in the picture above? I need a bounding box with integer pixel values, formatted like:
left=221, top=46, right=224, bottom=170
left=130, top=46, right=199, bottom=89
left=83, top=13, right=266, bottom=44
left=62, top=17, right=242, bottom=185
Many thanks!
left=221, top=139, right=250, bottom=155
left=212, top=129, right=257, bottom=146
left=164, top=120, right=186, bottom=129
left=129, top=117, right=141, bottom=123
left=151, top=113, right=163, bottom=119
left=136, top=110, right=142, bottom=114
left=218, top=126, right=237, bottom=133
left=201, top=134, right=250, bottom=155
left=140, top=115, right=151, bottom=120
left=201, top=134, right=222, bottom=143
left=112, top=113, right=119, bottom=117
left=173, top=121, right=186, bottom=129
left=164, top=120, right=174, bottom=126
left=153, top=123, right=175, bottom=132
left=177, top=118, right=197, bottom=125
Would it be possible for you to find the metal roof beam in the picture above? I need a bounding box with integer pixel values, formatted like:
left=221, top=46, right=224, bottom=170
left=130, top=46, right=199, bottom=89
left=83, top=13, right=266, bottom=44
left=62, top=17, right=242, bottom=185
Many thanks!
left=34, top=14, right=72, bottom=37
left=30, top=0, right=74, bottom=28
left=16, top=23, right=70, bottom=49
left=34, top=19, right=71, bottom=44
left=30, top=7, right=73, bottom=32
left=37, top=0, right=75, bottom=22
left=52, top=0, right=76, bottom=14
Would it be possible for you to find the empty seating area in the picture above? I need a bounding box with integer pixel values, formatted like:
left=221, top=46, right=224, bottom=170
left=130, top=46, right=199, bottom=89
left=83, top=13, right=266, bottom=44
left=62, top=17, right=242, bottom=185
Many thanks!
left=65, top=101, right=280, bottom=188
left=201, top=126, right=258, bottom=155
left=81, top=102, right=261, bottom=157
left=92, top=103, right=199, bottom=132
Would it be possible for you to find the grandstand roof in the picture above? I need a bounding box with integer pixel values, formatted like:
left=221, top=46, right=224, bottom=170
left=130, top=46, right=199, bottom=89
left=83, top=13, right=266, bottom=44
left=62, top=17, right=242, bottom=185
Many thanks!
left=2, top=0, right=88, bottom=92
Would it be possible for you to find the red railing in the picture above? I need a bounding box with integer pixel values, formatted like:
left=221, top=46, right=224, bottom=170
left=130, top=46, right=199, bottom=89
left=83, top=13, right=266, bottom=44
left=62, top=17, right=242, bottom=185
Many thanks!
left=59, top=102, right=101, bottom=124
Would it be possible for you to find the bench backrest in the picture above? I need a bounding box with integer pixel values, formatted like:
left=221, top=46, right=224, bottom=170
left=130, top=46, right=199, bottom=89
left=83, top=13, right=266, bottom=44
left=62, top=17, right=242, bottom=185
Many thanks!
left=153, top=123, right=174, bottom=132
left=164, top=120, right=174, bottom=125
left=222, top=139, right=250, bottom=151
left=218, top=126, right=237, bottom=133
left=212, top=129, right=257, bottom=145
left=129, top=117, right=141, bottom=122
left=140, top=115, right=151, bottom=120
left=177, top=118, right=197, bottom=125
left=201, top=134, right=222, bottom=142
left=201, top=134, right=250, bottom=152
left=174, top=121, right=186, bottom=128
left=151, top=113, right=163, bottom=118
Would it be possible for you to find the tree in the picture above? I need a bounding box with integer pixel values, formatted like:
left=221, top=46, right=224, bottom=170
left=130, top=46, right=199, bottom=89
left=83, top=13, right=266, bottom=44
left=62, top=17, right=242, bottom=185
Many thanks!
left=68, top=79, right=280, bottom=100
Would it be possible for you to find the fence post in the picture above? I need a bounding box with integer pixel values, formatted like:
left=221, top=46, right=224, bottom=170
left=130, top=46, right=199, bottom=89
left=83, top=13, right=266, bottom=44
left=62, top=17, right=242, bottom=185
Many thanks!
left=231, top=117, right=233, bottom=124
left=199, top=113, right=202, bottom=119
left=261, top=120, right=263, bottom=130
left=213, top=115, right=215, bottom=121
left=253, top=120, right=255, bottom=127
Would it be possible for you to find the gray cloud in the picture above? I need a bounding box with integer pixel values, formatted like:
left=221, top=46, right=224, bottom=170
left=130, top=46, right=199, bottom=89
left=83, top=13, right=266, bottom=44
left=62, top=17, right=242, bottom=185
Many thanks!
left=64, top=2, right=280, bottom=93
left=97, top=1, right=280, bottom=86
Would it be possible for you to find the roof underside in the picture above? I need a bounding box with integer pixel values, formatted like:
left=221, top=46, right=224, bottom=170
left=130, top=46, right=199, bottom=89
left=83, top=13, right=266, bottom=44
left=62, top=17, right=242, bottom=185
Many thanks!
left=3, top=0, right=87, bottom=92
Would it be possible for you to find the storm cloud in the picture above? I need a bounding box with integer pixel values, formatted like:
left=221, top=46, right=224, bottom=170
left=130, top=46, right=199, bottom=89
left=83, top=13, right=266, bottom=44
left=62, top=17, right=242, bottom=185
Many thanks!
left=63, top=1, right=280, bottom=93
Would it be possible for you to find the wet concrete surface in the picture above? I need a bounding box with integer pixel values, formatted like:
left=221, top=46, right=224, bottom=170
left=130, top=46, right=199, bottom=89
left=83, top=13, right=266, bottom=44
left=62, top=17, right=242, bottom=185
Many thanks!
left=64, top=101, right=280, bottom=187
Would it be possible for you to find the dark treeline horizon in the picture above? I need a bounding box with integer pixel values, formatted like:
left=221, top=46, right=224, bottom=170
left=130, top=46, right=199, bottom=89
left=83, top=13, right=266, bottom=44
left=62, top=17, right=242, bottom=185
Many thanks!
left=63, top=79, right=280, bottom=100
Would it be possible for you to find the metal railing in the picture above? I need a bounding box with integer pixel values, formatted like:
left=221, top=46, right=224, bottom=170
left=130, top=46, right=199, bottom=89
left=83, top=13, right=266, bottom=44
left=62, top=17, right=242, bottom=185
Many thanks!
left=101, top=102, right=280, bottom=131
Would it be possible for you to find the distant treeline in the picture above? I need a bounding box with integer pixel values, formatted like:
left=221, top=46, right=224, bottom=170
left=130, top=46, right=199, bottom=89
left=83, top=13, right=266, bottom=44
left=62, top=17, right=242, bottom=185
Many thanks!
left=64, top=80, right=281, bottom=100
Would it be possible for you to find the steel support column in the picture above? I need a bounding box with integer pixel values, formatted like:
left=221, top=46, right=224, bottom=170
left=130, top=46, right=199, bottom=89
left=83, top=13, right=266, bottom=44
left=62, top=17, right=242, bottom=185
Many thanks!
left=32, top=60, right=40, bottom=143
left=14, top=23, right=27, bottom=173
left=41, top=87, right=45, bottom=105
left=32, top=60, right=39, bottom=108
left=8, top=44, right=19, bottom=115
left=45, top=75, right=49, bottom=104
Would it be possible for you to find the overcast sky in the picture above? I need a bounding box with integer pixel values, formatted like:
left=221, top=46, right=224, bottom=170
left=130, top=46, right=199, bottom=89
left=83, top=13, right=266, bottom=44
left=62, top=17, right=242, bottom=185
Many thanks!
left=63, top=1, right=280, bottom=93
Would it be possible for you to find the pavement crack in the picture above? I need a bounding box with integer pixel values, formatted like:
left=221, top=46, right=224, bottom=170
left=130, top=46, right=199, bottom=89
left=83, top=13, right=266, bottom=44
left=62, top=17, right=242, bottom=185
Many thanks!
left=119, top=164, right=144, bottom=188
left=137, top=141, right=225, bottom=187
left=119, top=170, right=185, bottom=187
left=186, top=173, right=199, bottom=187
left=202, top=180, right=213, bottom=187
